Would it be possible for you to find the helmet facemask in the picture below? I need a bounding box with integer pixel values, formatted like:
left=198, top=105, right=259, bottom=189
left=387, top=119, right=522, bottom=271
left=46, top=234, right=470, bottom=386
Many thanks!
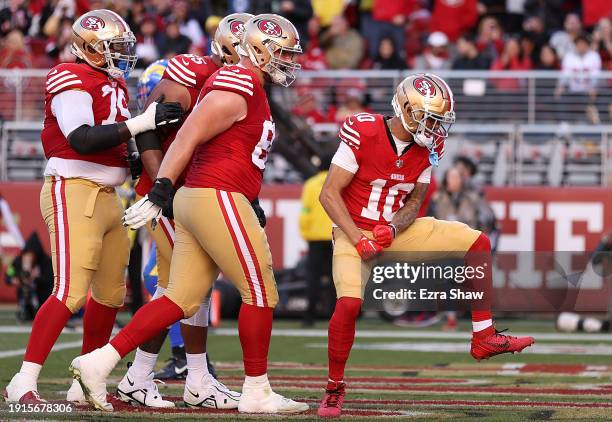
left=103, top=34, right=137, bottom=79
left=261, top=40, right=301, bottom=87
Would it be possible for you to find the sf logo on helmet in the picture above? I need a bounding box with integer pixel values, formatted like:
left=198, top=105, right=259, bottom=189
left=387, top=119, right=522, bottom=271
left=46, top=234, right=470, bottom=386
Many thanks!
left=257, top=19, right=282, bottom=37
left=81, top=16, right=105, bottom=31
left=413, top=78, right=437, bottom=98
left=230, top=20, right=246, bottom=37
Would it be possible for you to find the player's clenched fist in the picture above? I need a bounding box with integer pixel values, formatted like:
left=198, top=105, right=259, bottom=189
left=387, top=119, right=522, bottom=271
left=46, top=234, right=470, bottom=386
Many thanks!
left=125, top=94, right=183, bottom=136
left=355, top=236, right=383, bottom=261
left=372, top=224, right=397, bottom=248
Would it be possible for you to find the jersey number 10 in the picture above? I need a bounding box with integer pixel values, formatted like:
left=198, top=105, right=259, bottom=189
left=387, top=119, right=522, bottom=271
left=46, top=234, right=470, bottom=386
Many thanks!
left=361, top=179, right=415, bottom=221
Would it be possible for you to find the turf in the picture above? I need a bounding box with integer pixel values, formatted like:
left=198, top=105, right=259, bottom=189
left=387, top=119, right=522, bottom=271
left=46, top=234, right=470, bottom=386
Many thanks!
left=0, top=309, right=610, bottom=421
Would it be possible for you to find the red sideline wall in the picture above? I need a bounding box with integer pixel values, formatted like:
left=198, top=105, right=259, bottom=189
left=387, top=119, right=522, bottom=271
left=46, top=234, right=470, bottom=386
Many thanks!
left=1, top=183, right=611, bottom=308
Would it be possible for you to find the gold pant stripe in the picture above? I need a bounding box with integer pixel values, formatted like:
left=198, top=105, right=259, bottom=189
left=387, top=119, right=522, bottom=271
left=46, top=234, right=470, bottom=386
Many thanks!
left=216, top=190, right=267, bottom=307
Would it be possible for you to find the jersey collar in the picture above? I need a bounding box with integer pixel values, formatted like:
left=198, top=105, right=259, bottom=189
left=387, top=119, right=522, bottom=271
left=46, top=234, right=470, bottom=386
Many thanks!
left=384, top=116, right=413, bottom=157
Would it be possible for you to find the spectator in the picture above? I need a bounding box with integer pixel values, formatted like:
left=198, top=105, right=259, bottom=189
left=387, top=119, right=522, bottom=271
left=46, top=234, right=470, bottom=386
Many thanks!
left=536, top=44, right=560, bottom=70
left=453, top=155, right=481, bottom=193
left=452, top=36, right=491, bottom=69
left=0, top=0, right=31, bottom=37
left=364, top=0, right=413, bottom=60
left=292, top=92, right=327, bottom=124
left=549, top=13, right=582, bottom=60
left=204, top=15, right=221, bottom=56
left=320, top=16, right=364, bottom=70
left=299, top=155, right=334, bottom=327
left=429, top=166, right=494, bottom=232
left=5, top=233, right=53, bottom=321
left=40, top=0, right=75, bottom=38
left=476, top=16, right=505, bottom=61
left=45, top=17, right=74, bottom=65
left=414, top=31, right=451, bottom=71
left=592, top=17, right=611, bottom=71
left=523, top=0, right=564, bottom=31
left=491, top=37, right=532, bottom=71
left=556, top=35, right=602, bottom=122
left=274, top=0, right=313, bottom=48
left=157, top=18, right=192, bottom=58
left=311, top=0, right=345, bottom=28
left=0, top=30, right=32, bottom=69
left=430, top=0, right=478, bottom=42
left=135, top=16, right=160, bottom=68
left=328, top=89, right=368, bottom=123
left=173, top=0, right=205, bottom=52
left=372, top=37, right=406, bottom=70
left=522, top=15, right=548, bottom=58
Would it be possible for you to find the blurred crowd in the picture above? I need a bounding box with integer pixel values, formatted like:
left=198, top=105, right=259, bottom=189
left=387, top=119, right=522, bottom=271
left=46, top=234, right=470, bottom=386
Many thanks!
left=0, top=0, right=608, bottom=73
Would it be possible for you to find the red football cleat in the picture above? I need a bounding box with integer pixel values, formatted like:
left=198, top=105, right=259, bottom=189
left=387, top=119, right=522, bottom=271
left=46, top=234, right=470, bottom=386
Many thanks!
left=471, top=329, right=535, bottom=361
left=317, top=381, right=346, bottom=418
left=3, top=389, right=47, bottom=404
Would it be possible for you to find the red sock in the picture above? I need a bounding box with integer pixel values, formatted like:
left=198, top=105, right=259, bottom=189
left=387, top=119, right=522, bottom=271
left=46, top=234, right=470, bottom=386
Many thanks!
left=110, top=296, right=183, bottom=358
left=81, top=298, right=119, bottom=354
left=466, top=233, right=494, bottom=337
left=24, top=296, right=73, bottom=365
left=328, top=297, right=362, bottom=382
left=238, top=303, right=273, bottom=376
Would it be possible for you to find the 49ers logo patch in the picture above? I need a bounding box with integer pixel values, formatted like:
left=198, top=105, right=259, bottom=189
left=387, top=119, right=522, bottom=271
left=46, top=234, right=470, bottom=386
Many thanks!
left=413, top=77, right=436, bottom=97
left=230, top=20, right=246, bottom=37
left=81, top=16, right=105, bottom=31
left=257, top=19, right=282, bottom=37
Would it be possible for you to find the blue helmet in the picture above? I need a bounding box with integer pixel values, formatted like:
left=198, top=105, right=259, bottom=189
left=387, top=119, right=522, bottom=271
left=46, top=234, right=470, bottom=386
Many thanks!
left=136, top=59, right=168, bottom=111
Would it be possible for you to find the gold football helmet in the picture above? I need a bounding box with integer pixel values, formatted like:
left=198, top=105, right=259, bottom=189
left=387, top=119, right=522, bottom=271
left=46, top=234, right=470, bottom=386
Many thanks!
left=241, top=13, right=302, bottom=87
left=71, top=9, right=137, bottom=79
left=211, top=13, right=253, bottom=65
left=391, top=74, right=455, bottom=162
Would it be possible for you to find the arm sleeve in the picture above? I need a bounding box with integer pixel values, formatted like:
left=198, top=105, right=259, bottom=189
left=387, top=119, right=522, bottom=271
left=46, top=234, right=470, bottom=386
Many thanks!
left=51, top=90, right=95, bottom=139
left=417, top=166, right=432, bottom=184
left=331, top=141, right=360, bottom=174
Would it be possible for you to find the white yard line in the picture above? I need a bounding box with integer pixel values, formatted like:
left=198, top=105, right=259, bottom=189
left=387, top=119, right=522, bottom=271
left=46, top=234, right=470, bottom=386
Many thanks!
left=0, top=340, right=81, bottom=359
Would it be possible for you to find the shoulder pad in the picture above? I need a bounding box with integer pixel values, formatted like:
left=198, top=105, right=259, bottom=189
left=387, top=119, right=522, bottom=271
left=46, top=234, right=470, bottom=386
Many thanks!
left=165, top=54, right=216, bottom=89
left=45, top=63, right=87, bottom=95
left=338, top=113, right=380, bottom=150
left=209, top=66, right=255, bottom=97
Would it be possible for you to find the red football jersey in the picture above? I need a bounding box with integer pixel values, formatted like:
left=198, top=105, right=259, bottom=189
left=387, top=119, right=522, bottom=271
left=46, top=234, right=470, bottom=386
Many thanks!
left=135, top=54, right=220, bottom=197
left=185, top=65, right=274, bottom=202
left=338, top=113, right=444, bottom=230
left=41, top=62, right=129, bottom=168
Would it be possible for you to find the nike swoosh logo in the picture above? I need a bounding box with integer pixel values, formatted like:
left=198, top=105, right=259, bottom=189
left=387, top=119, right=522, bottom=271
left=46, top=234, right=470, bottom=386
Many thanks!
left=175, top=365, right=187, bottom=375
left=186, top=387, right=199, bottom=398
left=181, top=58, right=190, bottom=66
left=127, top=376, right=134, bottom=387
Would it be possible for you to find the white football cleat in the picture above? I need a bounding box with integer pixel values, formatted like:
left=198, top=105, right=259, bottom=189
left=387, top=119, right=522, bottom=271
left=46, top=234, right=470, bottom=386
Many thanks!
left=184, top=374, right=240, bottom=409
left=69, top=354, right=113, bottom=411
left=66, top=378, right=86, bottom=403
left=557, top=312, right=580, bottom=332
left=238, top=380, right=308, bottom=414
left=117, top=371, right=174, bottom=408
left=4, top=372, right=46, bottom=403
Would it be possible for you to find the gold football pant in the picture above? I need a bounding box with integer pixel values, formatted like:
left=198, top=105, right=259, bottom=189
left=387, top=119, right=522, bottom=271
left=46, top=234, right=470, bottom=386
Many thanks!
left=40, top=177, right=130, bottom=313
left=165, top=188, right=278, bottom=317
left=136, top=194, right=175, bottom=290
left=332, top=217, right=481, bottom=299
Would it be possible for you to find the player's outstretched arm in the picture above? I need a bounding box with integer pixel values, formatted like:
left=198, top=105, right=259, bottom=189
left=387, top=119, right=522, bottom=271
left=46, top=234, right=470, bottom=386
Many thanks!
left=319, top=164, right=363, bottom=245
left=136, top=79, right=192, bottom=182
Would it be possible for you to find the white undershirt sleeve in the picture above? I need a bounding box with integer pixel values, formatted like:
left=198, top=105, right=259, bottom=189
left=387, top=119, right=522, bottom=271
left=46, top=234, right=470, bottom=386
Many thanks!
left=331, top=142, right=360, bottom=174
left=51, top=90, right=95, bottom=139
left=417, top=165, right=432, bottom=184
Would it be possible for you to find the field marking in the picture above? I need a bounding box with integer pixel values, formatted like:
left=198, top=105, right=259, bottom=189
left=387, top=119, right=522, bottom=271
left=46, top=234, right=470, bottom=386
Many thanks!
left=0, top=340, right=81, bottom=359
left=306, top=341, right=612, bottom=356
left=0, top=326, right=611, bottom=341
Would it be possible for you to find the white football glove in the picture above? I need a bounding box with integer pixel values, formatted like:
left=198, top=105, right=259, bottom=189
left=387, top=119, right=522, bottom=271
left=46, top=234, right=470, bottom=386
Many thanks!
left=123, top=195, right=162, bottom=229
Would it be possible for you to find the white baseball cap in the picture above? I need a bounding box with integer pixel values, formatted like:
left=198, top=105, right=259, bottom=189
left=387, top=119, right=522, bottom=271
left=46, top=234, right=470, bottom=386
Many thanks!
left=428, top=31, right=448, bottom=47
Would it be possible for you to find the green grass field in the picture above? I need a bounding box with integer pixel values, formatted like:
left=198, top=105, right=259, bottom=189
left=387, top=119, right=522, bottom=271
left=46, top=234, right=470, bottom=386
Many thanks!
left=0, top=308, right=611, bottom=421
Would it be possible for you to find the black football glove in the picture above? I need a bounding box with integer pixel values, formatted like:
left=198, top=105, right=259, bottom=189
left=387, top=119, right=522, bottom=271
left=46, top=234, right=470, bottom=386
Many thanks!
left=127, top=151, right=142, bottom=180
left=154, top=94, right=183, bottom=127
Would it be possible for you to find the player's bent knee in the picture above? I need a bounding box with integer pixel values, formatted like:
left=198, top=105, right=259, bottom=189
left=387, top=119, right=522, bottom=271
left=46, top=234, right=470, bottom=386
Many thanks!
left=468, top=232, right=490, bottom=252
left=66, top=295, right=88, bottom=313
left=335, top=296, right=362, bottom=318
left=181, top=297, right=210, bottom=327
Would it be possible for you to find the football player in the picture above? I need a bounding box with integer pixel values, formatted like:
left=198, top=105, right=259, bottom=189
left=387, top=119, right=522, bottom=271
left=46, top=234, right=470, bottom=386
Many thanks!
left=3, top=10, right=182, bottom=404
left=69, top=14, right=308, bottom=414
left=115, top=14, right=253, bottom=409
left=316, top=74, right=536, bottom=417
